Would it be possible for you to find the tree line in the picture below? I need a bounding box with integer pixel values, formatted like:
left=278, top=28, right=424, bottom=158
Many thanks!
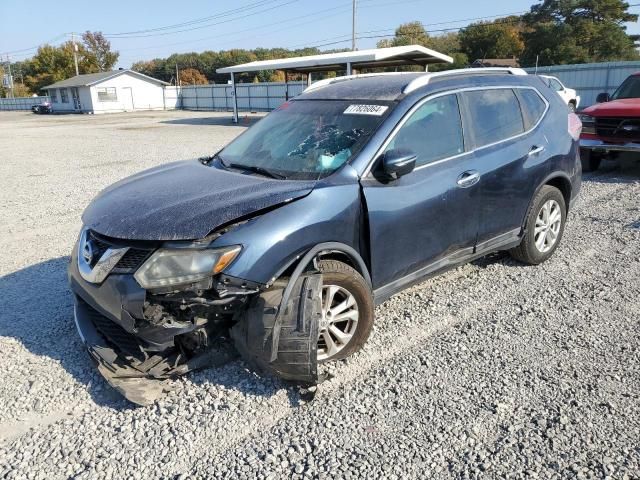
left=378, top=0, right=638, bottom=68
left=2, top=0, right=638, bottom=96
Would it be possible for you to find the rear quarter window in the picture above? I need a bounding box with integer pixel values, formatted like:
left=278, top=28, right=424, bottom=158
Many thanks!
left=515, top=88, right=547, bottom=131
left=461, top=88, right=525, bottom=149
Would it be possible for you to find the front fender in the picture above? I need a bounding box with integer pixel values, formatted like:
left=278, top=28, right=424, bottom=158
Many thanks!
left=210, top=182, right=364, bottom=285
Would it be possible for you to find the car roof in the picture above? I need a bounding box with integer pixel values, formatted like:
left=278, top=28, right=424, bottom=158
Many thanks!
left=299, top=68, right=530, bottom=102
left=300, top=73, right=424, bottom=101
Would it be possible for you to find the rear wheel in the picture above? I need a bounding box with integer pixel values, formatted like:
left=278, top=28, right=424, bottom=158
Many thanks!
left=568, top=101, right=577, bottom=112
left=580, top=148, right=602, bottom=172
left=510, top=185, right=566, bottom=265
left=316, top=260, right=374, bottom=363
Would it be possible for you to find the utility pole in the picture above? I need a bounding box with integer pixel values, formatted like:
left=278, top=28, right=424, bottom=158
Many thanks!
left=352, top=0, right=357, bottom=51
left=6, top=55, right=14, bottom=98
left=71, top=32, right=79, bottom=76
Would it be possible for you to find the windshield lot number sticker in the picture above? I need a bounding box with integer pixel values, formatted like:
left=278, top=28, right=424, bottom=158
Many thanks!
left=344, top=104, right=388, bottom=116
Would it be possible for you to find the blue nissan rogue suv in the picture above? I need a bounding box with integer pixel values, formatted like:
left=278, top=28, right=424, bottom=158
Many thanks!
left=68, top=68, right=582, bottom=404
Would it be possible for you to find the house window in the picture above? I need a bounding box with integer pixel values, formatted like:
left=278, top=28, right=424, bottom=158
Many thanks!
left=49, top=89, right=57, bottom=103
left=60, top=88, right=69, bottom=103
left=97, top=87, right=117, bottom=102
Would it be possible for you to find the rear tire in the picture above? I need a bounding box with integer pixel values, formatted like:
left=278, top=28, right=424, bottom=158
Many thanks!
left=580, top=148, right=602, bottom=172
left=568, top=101, right=577, bottom=112
left=509, top=185, right=567, bottom=265
left=316, top=260, right=374, bottom=363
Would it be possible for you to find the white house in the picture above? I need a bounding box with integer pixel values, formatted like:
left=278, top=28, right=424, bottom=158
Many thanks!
left=43, top=70, right=169, bottom=114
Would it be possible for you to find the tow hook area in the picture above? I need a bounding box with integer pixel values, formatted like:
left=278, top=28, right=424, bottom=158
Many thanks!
left=231, top=273, right=322, bottom=385
left=73, top=272, right=323, bottom=405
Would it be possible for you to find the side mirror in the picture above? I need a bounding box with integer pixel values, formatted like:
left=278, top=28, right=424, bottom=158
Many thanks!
left=596, top=92, right=610, bottom=103
left=381, top=149, right=417, bottom=179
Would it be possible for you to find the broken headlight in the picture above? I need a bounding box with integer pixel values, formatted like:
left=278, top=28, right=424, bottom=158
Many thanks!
left=578, top=114, right=596, bottom=135
left=134, top=245, right=241, bottom=289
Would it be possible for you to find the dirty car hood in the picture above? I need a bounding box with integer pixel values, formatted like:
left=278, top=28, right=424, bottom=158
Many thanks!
left=82, top=160, right=316, bottom=240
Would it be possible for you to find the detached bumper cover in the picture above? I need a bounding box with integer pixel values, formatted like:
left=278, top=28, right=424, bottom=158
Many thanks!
left=69, top=250, right=236, bottom=405
left=580, top=138, right=640, bottom=153
left=73, top=297, right=176, bottom=405
left=73, top=296, right=237, bottom=405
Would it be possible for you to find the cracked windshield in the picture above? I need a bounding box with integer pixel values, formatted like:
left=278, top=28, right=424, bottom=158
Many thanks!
left=219, top=100, right=391, bottom=179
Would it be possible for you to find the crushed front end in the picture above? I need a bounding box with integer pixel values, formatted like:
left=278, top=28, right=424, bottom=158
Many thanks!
left=68, top=228, right=321, bottom=405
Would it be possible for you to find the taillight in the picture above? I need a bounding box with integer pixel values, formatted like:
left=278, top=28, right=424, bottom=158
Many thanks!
left=568, top=112, right=582, bottom=140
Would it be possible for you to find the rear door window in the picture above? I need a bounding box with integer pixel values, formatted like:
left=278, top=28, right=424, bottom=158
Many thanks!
left=384, top=94, right=464, bottom=166
left=462, top=89, right=525, bottom=148
left=549, top=78, right=564, bottom=91
left=515, top=88, right=547, bottom=130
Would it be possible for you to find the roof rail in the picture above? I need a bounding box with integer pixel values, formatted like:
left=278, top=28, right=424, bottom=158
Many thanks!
left=304, top=72, right=416, bottom=93
left=403, top=67, right=528, bottom=94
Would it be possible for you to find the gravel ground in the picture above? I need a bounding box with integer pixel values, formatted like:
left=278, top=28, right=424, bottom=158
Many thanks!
left=0, top=110, right=639, bottom=479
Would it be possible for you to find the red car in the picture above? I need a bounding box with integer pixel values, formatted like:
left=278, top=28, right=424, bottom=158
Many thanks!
left=579, top=73, right=640, bottom=171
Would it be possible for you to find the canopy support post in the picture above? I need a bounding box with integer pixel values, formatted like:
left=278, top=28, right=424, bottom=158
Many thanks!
left=231, top=72, right=238, bottom=124
left=284, top=70, right=289, bottom=101
left=346, top=62, right=352, bottom=75
left=307, top=72, right=312, bottom=87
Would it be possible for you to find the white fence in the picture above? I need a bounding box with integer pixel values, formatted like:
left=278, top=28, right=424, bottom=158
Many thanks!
left=525, top=61, right=640, bottom=107
left=5, top=62, right=638, bottom=114
left=0, top=96, right=49, bottom=111
left=165, top=82, right=306, bottom=111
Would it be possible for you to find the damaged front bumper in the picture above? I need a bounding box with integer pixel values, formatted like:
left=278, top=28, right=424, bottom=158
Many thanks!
left=68, top=241, right=323, bottom=405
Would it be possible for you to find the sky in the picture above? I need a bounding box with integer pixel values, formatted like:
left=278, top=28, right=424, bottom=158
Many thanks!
left=1, top=0, right=639, bottom=68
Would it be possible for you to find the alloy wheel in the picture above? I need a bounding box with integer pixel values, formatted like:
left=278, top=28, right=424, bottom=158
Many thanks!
left=534, top=199, right=562, bottom=253
left=317, top=284, right=359, bottom=361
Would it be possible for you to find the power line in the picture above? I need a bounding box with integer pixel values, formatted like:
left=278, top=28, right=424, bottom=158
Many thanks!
left=287, top=9, right=531, bottom=49
left=1, top=34, right=68, bottom=56
left=116, top=3, right=354, bottom=59
left=4, top=1, right=639, bottom=60
left=302, top=3, right=640, bottom=49
left=103, top=0, right=302, bottom=39
left=103, top=0, right=281, bottom=36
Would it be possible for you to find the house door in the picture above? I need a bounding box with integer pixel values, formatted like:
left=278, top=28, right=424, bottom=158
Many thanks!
left=122, top=87, right=134, bottom=111
left=71, top=87, right=81, bottom=110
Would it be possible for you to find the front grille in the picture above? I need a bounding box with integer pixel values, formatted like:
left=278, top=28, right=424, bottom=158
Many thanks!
left=595, top=117, right=640, bottom=141
left=88, top=230, right=153, bottom=273
left=113, top=248, right=151, bottom=272
left=80, top=298, right=144, bottom=360
left=87, top=231, right=111, bottom=267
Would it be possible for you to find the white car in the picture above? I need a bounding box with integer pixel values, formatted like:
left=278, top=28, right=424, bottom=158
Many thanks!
left=540, top=75, right=580, bottom=111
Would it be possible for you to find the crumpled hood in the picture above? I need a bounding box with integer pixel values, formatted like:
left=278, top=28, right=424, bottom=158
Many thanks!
left=82, top=160, right=316, bottom=241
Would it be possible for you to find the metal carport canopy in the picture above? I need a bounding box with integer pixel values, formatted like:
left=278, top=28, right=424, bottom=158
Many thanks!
left=216, top=45, right=454, bottom=122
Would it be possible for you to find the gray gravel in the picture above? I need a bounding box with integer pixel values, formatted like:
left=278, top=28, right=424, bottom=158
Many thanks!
left=0, top=111, right=639, bottom=479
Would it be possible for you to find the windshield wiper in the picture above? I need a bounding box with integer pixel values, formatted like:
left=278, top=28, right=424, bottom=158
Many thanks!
left=226, top=162, right=287, bottom=179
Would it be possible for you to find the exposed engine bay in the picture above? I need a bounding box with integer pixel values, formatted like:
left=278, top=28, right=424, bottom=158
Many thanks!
left=70, top=233, right=324, bottom=406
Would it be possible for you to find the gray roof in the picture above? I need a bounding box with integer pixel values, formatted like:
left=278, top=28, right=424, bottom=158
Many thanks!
left=43, top=70, right=169, bottom=89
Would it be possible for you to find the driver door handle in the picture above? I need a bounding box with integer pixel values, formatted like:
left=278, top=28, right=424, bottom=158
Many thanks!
left=457, top=170, right=480, bottom=188
left=528, top=145, right=545, bottom=156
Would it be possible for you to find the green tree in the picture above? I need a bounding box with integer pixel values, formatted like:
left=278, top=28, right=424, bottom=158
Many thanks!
left=459, top=16, right=525, bottom=62
left=520, top=0, right=639, bottom=66
left=24, top=43, right=78, bottom=92
left=377, top=25, right=468, bottom=71
left=82, top=31, right=119, bottom=71
left=377, top=21, right=430, bottom=48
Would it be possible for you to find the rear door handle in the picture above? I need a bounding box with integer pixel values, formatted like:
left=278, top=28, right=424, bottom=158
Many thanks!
left=528, top=145, right=545, bottom=156
left=456, top=170, right=480, bottom=188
